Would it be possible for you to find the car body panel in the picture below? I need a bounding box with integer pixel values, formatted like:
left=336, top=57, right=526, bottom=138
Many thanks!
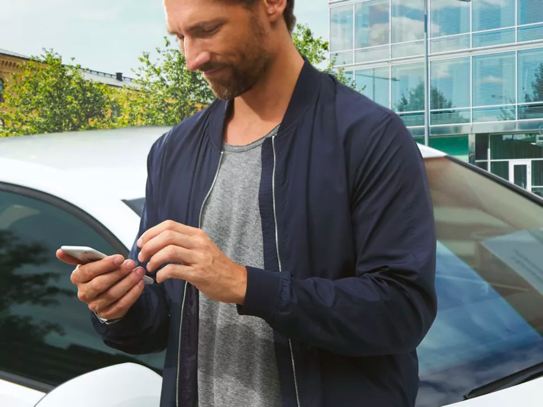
left=443, top=376, right=543, bottom=406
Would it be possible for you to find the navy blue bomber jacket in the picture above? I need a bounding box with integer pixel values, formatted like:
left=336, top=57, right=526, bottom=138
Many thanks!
left=93, top=61, right=437, bottom=407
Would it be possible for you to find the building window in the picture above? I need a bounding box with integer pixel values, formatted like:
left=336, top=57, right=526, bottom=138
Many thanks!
left=392, top=63, right=425, bottom=126
left=430, top=0, right=470, bottom=37
left=391, top=0, right=424, bottom=43
left=430, top=58, right=470, bottom=124
left=473, top=53, right=516, bottom=122
left=473, top=0, right=514, bottom=31
left=518, top=49, right=543, bottom=120
left=330, top=5, right=353, bottom=52
left=355, top=67, right=390, bottom=108
left=355, top=0, right=389, bottom=49
left=519, top=0, right=543, bottom=25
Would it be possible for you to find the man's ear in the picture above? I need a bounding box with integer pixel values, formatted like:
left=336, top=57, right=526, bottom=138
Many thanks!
left=262, top=0, right=287, bottom=25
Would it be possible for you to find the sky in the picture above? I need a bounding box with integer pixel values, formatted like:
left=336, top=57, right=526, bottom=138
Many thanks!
left=0, top=0, right=328, bottom=76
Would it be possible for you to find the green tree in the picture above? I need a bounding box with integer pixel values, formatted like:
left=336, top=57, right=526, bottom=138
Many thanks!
left=114, top=37, right=213, bottom=127
left=293, top=24, right=354, bottom=88
left=525, top=62, right=543, bottom=103
left=118, top=24, right=356, bottom=127
left=0, top=50, right=116, bottom=137
left=395, top=82, right=466, bottom=124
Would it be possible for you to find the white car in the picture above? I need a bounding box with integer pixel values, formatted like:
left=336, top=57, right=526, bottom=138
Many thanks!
left=0, top=127, right=542, bottom=406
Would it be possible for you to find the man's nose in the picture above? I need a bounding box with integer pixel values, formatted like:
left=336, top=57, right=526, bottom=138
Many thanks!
left=183, top=38, right=211, bottom=72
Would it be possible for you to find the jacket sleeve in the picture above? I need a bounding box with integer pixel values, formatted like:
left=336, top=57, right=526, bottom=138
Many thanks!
left=92, top=135, right=171, bottom=355
left=237, top=112, right=437, bottom=357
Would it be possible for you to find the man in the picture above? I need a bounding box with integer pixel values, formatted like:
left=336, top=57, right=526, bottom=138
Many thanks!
left=57, top=0, right=437, bottom=406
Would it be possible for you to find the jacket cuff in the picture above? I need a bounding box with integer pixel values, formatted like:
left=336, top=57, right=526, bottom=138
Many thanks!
left=237, top=266, right=286, bottom=321
left=91, top=295, right=144, bottom=337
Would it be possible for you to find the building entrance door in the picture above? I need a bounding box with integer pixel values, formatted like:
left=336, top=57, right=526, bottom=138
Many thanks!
left=508, top=160, right=532, bottom=191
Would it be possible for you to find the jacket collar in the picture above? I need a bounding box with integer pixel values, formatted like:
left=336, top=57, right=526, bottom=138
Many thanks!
left=208, top=60, right=322, bottom=149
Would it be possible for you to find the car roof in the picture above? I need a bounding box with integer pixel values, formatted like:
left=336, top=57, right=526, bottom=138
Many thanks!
left=0, top=127, right=170, bottom=247
left=0, top=127, right=446, bottom=246
left=0, top=126, right=170, bottom=197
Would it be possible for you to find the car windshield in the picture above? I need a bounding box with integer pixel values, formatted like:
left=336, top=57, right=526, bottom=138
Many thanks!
left=416, top=156, right=543, bottom=407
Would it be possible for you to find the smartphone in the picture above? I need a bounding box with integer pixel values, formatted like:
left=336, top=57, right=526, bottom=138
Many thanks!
left=60, top=245, right=154, bottom=285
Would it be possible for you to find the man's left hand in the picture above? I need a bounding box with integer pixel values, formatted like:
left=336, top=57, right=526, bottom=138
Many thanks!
left=137, top=220, right=247, bottom=305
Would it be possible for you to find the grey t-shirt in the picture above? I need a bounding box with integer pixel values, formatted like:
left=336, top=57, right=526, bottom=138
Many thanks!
left=198, top=127, right=282, bottom=407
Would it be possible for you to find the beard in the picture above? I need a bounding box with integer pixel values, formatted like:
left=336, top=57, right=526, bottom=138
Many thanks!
left=201, top=20, right=272, bottom=100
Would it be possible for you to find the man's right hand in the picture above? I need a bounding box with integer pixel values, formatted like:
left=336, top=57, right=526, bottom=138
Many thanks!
left=56, top=250, right=146, bottom=321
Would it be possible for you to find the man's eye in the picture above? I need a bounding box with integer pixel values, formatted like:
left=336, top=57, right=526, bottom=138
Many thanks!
left=200, top=25, right=219, bottom=36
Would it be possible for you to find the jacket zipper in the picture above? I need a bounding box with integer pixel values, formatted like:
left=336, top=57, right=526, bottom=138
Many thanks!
left=272, top=136, right=302, bottom=407
left=176, top=151, right=224, bottom=407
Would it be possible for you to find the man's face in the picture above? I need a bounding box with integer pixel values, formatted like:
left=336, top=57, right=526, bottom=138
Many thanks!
left=164, top=0, right=273, bottom=100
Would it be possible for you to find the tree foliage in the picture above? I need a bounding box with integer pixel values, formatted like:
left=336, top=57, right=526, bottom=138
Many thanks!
left=0, top=24, right=355, bottom=136
left=525, top=62, right=543, bottom=103
left=0, top=50, right=116, bottom=137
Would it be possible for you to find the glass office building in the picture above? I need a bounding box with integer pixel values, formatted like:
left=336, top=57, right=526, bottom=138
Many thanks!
left=329, top=0, right=543, bottom=197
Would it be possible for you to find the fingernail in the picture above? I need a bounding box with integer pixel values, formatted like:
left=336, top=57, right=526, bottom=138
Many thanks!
left=137, top=237, right=142, bottom=247
left=114, top=255, right=124, bottom=266
left=124, top=259, right=135, bottom=268
left=138, top=252, right=144, bottom=262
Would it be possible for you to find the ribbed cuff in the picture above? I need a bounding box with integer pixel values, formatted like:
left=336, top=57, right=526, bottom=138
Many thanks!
left=237, top=266, right=286, bottom=321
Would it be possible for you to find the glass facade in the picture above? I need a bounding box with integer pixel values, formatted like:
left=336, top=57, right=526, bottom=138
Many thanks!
left=329, top=0, right=543, bottom=196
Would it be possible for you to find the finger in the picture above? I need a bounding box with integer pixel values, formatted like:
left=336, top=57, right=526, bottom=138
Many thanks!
left=71, top=255, right=125, bottom=284
left=78, top=260, right=135, bottom=302
left=138, top=229, right=199, bottom=263
left=137, top=219, right=200, bottom=249
left=97, top=279, right=145, bottom=320
left=156, top=263, right=194, bottom=284
left=56, top=249, right=82, bottom=266
left=146, top=245, right=198, bottom=273
left=89, top=267, right=145, bottom=312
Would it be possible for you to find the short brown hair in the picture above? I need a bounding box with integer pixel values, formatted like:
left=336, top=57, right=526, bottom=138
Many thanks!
left=225, top=0, right=296, bottom=33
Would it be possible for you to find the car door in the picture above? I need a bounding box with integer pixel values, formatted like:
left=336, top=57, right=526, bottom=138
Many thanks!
left=0, top=183, right=164, bottom=393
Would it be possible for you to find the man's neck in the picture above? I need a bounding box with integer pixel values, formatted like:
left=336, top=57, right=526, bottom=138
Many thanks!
left=224, top=43, right=304, bottom=146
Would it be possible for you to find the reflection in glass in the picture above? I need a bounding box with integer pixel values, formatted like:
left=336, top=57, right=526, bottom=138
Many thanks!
left=398, top=111, right=425, bottom=127
left=431, top=109, right=470, bottom=125
left=391, top=0, right=424, bottom=43
left=519, top=0, right=543, bottom=25
left=518, top=49, right=543, bottom=104
left=391, top=40, right=424, bottom=58
left=355, top=67, right=390, bottom=108
left=392, top=63, right=424, bottom=112
left=0, top=190, right=164, bottom=386
left=430, top=0, right=470, bottom=37
left=473, top=29, right=515, bottom=48
left=355, top=46, right=389, bottom=64
left=431, top=58, right=470, bottom=109
left=417, top=157, right=543, bottom=407
left=355, top=0, right=389, bottom=49
left=473, top=0, right=514, bottom=31
left=518, top=24, right=543, bottom=42
left=431, top=34, right=470, bottom=53
left=473, top=53, right=516, bottom=107
left=330, top=5, right=353, bottom=52
left=473, top=106, right=515, bottom=122
left=331, top=51, right=353, bottom=66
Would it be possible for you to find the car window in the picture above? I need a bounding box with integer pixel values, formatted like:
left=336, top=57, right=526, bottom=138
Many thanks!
left=0, top=186, right=164, bottom=389
left=416, top=157, right=543, bottom=407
